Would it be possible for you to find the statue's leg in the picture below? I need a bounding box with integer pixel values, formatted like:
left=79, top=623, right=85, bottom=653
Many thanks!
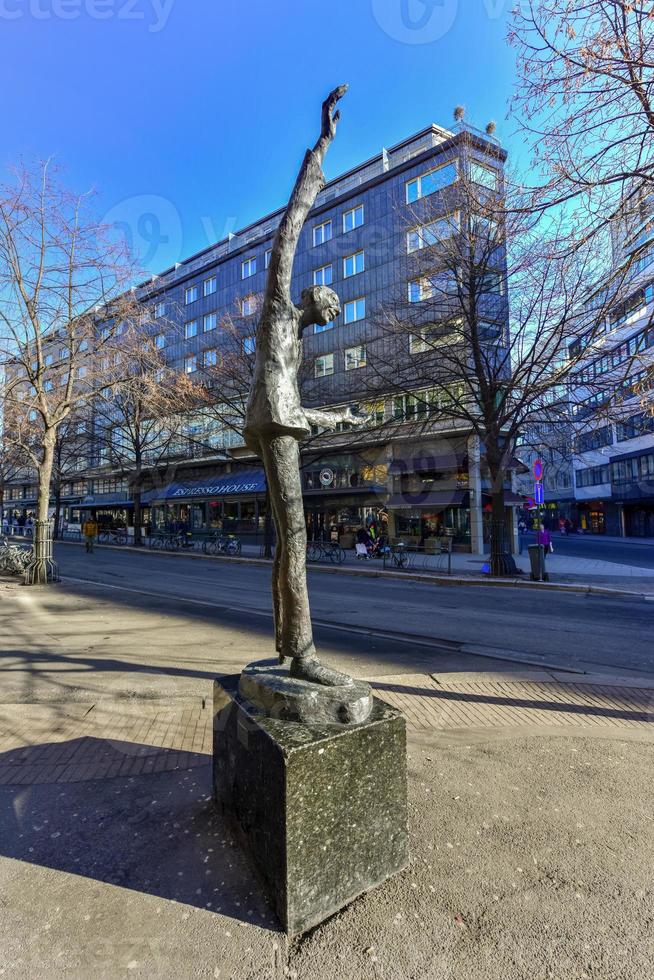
left=260, top=435, right=353, bottom=687
left=270, top=507, right=285, bottom=662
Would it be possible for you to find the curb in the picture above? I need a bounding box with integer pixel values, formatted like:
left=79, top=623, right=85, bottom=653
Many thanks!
left=54, top=540, right=654, bottom=600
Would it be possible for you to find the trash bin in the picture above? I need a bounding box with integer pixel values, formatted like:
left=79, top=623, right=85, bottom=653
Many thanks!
left=527, top=544, right=548, bottom=581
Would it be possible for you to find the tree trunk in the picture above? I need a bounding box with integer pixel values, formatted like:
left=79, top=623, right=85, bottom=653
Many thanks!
left=133, top=485, right=143, bottom=547
left=488, top=465, right=518, bottom=578
left=25, top=431, right=59, bottom=585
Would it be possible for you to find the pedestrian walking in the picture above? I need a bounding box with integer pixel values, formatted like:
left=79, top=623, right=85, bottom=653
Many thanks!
left=536, top=524, right=553, bottom=561
left=82, top=516, right=98, bottom=553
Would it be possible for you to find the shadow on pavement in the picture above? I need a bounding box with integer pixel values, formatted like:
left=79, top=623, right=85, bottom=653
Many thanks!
left=0, top=737, right=278, bottom=932
left=372, top=680, right=654, bottom=722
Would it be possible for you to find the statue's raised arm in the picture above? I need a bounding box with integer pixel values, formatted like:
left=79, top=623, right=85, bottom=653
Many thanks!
left=265, top=85, right=348, bottom=302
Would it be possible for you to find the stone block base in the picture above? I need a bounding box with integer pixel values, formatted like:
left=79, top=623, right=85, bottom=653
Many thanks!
left=212, top=674, right=408, bottom=935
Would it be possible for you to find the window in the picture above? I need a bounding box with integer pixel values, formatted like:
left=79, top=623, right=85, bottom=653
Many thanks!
left=407, top=214, right=459, bottom=253
left=576, top=426, right=613, bottom=452
left=344, top=298, right=365, bottom=323
left=479, top=271, right=506, bottom=296
left=43, top=379, right=54, bottom=392
left=313, top=220, right=332, bottom=247
left=185, top=285, right=199, bottom=305
left=79, top=339, right=89, bottom=352
left=410, top=334, right=429, bottom=355
left=204, top=312, right=217, bottom=332
left=59, top=347, right=69, bottom=360
left=265, top=248, right=273, bottom=269
left=470, top=161, right=499, bottom=190
left=313, top=264, right=333, bottom=286
left=241, top=256, right=257, bottom=279
left=184, top=354, right=197, bottom=374
left=406, top=161, right=458, bottom=203
left=243, top=336, right=256, bottom=355
left=575, top=465, right=610, bottom=488
left=315, top=353, right=334, bottom=378
left=45, top=353, right=53, bottom=367
left=204, top=276, right=217, bottom=296
left=408, top=276, right=439, bottom=303
left=204, top=349, right=219, bottom=367
left=343, top=205, right=364, bottom=233
left=345, top=346, right=366, bottom=370
left=155, top=301, right=166, bottom=318
left=343, top=251, right=365, bottom=278
left=77, top=366, right=87, bottom=379
left=155, top=334, right=166, bottom=349
left=314, top=321, right=333, bottom=335
left=241, top=296, right=256, bottom=316
left=185, top=320, right=198, bottom=339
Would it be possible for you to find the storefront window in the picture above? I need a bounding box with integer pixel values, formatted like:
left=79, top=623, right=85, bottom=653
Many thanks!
left=208, top=501, right=223, bottom=528
left=189, top=503, right=207, bottom=530
left=240, top=501, right=257, bottom=531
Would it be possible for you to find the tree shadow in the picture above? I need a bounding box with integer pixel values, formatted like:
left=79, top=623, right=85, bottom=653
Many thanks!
left=0, top=737, right=279, bottom=931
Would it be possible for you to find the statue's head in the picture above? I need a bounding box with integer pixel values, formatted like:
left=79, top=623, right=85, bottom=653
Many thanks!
left=299, top=285, right=341, bottom=330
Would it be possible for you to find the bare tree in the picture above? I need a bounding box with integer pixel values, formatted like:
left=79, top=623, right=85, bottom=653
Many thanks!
left=364, top=141, right=613, bottom=574
left=91, top=313, right=197, bottom=547
left=509, top=0, right=654, bottom=235
left=0, top=161, right=139, bottom=581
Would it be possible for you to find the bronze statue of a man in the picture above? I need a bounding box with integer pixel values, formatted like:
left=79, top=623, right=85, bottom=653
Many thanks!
left=243, top=85, right=363, bottom=688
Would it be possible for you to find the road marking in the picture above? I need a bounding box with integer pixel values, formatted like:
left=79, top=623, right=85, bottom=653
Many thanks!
left=59, top=574, right=583, bottom=674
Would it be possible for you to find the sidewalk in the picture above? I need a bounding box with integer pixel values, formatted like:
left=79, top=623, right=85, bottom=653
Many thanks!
left=0, top=579, right=653, bottom=978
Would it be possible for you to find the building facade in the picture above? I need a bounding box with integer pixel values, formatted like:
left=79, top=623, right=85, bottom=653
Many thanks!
left=569, top=192, right=654, bottom=536
left=3, top=121, right=522, bottom=552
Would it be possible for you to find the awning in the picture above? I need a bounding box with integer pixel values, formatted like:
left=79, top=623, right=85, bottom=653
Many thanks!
left=388, top=490, right=468, bottom=509
left=144, top=469, right=266, bottom=503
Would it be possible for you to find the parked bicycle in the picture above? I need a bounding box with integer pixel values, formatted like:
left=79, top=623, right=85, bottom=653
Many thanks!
left=0, top=536, right=32, bottom=576
left=150, top=526, right=196, bottom=551
left=203, top=533, right=242, bottom=556
left=307, top=540, right=346, bottom=564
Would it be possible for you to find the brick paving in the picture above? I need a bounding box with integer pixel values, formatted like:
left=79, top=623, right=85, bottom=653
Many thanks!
left=0, top=675, right=652, bottom=786
left=372, top=674, right=654, bottom=733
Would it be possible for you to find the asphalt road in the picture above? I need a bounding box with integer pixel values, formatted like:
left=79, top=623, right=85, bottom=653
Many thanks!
left=53, top=543, right=654, bottom=679
left=526, top=530, right=654, bottom=568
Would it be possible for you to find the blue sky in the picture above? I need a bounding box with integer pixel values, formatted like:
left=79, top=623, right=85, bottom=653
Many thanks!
left=2, top=0, right=520, bottom=273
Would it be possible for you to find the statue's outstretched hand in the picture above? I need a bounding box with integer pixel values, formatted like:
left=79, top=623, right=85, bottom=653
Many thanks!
left=342, top=406, right=371, bottom=429
left=321, top=84, right=349, bottom=141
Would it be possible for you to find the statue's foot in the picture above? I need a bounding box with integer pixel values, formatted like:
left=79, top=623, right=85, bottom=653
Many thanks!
left=290, top=656, right=354, bottom=687
left=278, top=652, right=289, bottom=665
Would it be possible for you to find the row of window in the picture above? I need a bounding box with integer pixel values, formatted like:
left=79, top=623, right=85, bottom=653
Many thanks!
left=314, top=346, right=367, bottom=377
left=577, top=323, right=654, bottom=382
left=611, top=453, right=654, bottom=483
left=575, top=425, right=613, bottom=453
left=615, top=412, right=654, bottom=442
left=575, top=465, right=609, bottom=488
left=174, top=158, right=498, bottom=309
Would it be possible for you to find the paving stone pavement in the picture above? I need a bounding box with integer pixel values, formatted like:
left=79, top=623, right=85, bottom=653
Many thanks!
left=1, top=674, right=652, bottom=787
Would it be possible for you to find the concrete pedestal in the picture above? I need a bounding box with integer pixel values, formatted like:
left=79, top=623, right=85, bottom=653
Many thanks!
left=212, top=674, right=408, bottom=936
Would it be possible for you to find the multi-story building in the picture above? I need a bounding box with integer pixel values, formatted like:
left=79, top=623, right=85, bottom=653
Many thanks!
left=569, top=190, right=654, bottom=536
left=3, top=121, right=524, bottom=552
